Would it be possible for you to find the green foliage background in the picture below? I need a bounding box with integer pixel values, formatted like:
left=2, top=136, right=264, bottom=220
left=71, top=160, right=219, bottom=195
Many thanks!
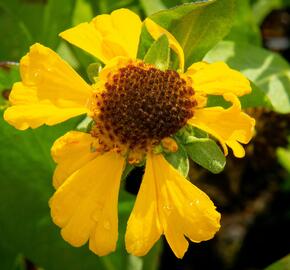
left=0, top=0, right=290, bottom=269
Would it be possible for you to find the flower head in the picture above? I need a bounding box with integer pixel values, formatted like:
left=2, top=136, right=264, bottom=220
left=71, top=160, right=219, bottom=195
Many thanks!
left=4, top=8, right=255, bottom=258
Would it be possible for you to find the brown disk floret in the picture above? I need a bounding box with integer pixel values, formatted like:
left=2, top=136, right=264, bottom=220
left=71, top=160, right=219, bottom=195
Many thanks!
left=91, top=62, right=196, bottom=152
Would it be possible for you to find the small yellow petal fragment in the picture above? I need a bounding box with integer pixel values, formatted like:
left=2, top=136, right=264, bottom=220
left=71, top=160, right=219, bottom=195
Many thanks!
left=128, top=150, right=145, bottom=165
left=161, top=137, right=178, bottom=153
left=144, top=18, right=185, bottom=71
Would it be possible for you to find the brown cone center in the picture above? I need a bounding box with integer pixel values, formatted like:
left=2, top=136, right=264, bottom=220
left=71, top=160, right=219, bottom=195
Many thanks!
left=92, top=62, right=196, bottom=151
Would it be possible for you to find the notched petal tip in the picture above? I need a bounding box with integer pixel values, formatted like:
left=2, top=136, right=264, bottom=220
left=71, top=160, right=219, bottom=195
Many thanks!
left=3, top=43, right=92, bottom=130
left=126, top=153, right=220, bottom=258
left=188, top=93, right=255, bottom=158
left=49, top=152, right=125, bottom=256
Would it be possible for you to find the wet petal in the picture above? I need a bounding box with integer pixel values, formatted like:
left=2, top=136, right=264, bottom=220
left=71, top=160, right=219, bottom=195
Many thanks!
left=60, top=8, right=142, bottom=63
left=51, top=131, right=101, bottom=189
left=4, top=90, right=88, bottom=130
left=186, top=61, right=251, bottom=96
left=4, top=44, right=92, bottom=130
left=126, top=153, right=220, bottom=258
left=125, top=155, right=163, bottom=256
left=49, top=152, right=125, bottom=256
left=188, top=93, right=256, bottom=157
left=144, top=18, right=184, bottom=71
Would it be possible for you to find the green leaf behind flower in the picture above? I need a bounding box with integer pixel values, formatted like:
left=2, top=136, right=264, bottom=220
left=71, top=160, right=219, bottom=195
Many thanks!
left=139, top=0, right=166, bottom=16
left=277, top=147, right=290, bottom=173
left=150, top=0, right=235, bottom=68
left=185, top=138, right=226, bottom=174
left=226, top=0, right=262, bottom=46
left=144, top=34, right=170, bottom=70
left=163, top=138, right=189, bottom=177
left=265, top=254, right=290, bottom=270
left=0, top=64, right=20, bottom=108
left=177, top=126, right=226, bottom=174
left=205, top=40, right=290, bottom=113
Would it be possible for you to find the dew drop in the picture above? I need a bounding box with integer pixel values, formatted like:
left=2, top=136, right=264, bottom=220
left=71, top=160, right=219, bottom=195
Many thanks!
left=197, top=229, right=203, bottom=235
left=189, top=199, right=200, bottom=206
left=162, top=205, right=173, bottom=216
left=103, top=220, right=111, bottom=230
left=91, top=203, right=103, bottom=223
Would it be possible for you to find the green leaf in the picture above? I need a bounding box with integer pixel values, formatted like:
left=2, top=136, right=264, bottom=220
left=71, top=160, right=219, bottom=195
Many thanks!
left=137, top=26, right=155, bottom=60
left=277, top=147, right=290, bottom=173
left=139, top=0, right=166, bottom=16
left=252, top=0, right=290, bottom=25
left=126, top=255, right=143, bottom=270
left=239, top=81, right=272, bottom=109
left=0, top=245, right=18, bottom=270
left=0, top=63, right=20, bottom=108
left=150, top=0, right=235, bottom=68
left=176, top=125, right=208, bottom=144
left=185, top=138, right=226, bottom=174
left=265, top=254, right=290, bottom=270
left=121, top=163, right=135, bottom=181
left=87, top=62, right=103, bottom=83
left=206, top=81, right=272, bottom=109
left=72, top=0, right=94, bottom=25
left=0, top=0, right=75, bottom=60
left=41, top=0, right=76, bottom=49
left=226, top=0, right=262, bottom=46
left=143, top=35, right=170, bottom=70
left=13, top=255, right=27, bottom=270
left=76, top=116, right=93, bottom=132
left=163, top=139, right=189, bottom=177
left=205, top=41, right=290, bottom=113
left=142, top=240, right=162, bottom=270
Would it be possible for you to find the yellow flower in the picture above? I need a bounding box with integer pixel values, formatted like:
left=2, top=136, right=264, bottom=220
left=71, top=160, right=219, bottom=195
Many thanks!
left=4, top=8, right=255, bottom=258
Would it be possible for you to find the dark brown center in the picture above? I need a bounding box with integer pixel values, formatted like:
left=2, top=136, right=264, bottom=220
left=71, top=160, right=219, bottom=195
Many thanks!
left=92, top=62, right=196, bottom=151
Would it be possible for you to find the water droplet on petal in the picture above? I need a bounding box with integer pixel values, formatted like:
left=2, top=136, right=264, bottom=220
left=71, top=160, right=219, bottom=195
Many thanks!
left=189, top=199, right=200, bottom=207
left=103, top=220, right=111, bottom=230
left=91, top=203, right=103, bottom=223
left=162, top=205, right=173, bottom=216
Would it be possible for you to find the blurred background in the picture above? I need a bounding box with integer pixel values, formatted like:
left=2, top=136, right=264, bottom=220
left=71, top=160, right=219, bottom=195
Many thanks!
left=0, top=0, right=290, bottom=270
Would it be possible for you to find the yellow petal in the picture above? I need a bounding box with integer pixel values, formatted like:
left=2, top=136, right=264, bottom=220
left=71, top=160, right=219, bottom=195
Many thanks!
left=186, top=61, right=251, bottom=96
left=125, top=155, right=163, bottom=256
left=144, top=18, right=184, bottom=72
left=126, top=153, right=220, bottom=258
left=188, top=93, right=256, bottom=157
left=49, top=152, right=125, bottom=256
left=60, top=8, right=142, bottom=63
left=51, top=131, right=101, bottom=189
left=3, top=87, right=87, bottom=130
left=4, top=43, right=92, bottom=130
